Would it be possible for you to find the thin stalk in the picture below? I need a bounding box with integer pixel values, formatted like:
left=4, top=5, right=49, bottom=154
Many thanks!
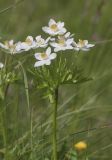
left=0, top=99, right=8, bottom=160
left=0, top=109, right=6, bottom=155
left=52, top=88, right=58, bottom=160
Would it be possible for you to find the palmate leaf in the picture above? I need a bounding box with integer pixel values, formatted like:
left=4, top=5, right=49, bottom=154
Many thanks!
left=29, top=57, right=93, bottom=103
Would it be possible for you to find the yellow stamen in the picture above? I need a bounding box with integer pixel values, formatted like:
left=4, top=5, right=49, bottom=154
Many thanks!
left=4, top=41, right=15, bottom=49
left=50, top=24, right=58, bottom=31
left=41, top=52, right=48, bottom=59
left=58, top=39, right=65, bottom=46
left=25, top=38, right=32, bottom=45
left=37, top=40, right=44, bottom=45
left=78, top=39, right=85, bottom=47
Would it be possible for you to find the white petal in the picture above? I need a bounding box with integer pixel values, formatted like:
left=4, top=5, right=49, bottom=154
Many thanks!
left=57, top=22, right=64, bottom=28
left=34, top=53, right=43, bottom=60
left=9, top=40, right=14, bottom=46
left=81, top=48, right=90, bottom=51
left=50, top=42, right=59, bottom=48
left=50, top=38, right=55, bottom=41
left=42, top=27, right=50, bottom=33
left=72, top=41, right=78, bottom=47
left=84, top=40, right=88, bottom=45
left=26, top=36, right=33, bottom=42
left=65, top=32, right=70, bottom=38
left=45, top=59, right=51, bottom=65
left=46, top=47, right=51, bottom=56
left=54, top=47, right=61, bottom=52
left=66, top=45, right=73, bottom=49
left=87, top=44, right=95, bottom=48
left=66, top=38, right=74, bottom=44
left=42, top=27, right=56, bottom=35
left=20, top=42, right=30, bottom=50
left=35, top=35, right=41, bottom=41
left=58, top=28, right=67, bottom=35
left=49, top=19, right=56, bottom=26
left=49, top=53, right=57, bottom=60
left=15, top=42, right=22, bottom=51
left=34, top=60, right=46, bottom=67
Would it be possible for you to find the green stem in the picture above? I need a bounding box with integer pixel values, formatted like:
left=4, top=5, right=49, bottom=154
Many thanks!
left=52, top=88, right=58, bottom=160
left=30, top=107, right=33, bottom=159
left=0, top=100, right=7, bottom=159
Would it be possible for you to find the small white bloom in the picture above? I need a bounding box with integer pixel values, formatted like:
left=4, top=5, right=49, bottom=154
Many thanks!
left=42, top=19, right=67, bottom=36
left=16, top=36, right=36, bottom=52
left=34, top=47, right=56, bottom=67
left=0, top=40, right=17, bottom=54
left=0, top=62, right=4, bottom=69
left=73, top=39, right=95, bottom=51
left=34, top=35, right=50, bottom=48
left=0, top=37, right=35, bottom=54
left=50, top=32, right=74, bottom=52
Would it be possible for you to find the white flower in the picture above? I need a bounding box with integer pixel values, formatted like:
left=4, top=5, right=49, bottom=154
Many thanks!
left=34, top=35, right=50, bottom=48
left=42, top=19, right=67, bottom=36
left=0, top=37, right=35, bottom=54
left=0, top=62, right=4, bottom=69
left=0, top=40, right=17, bottom=54
left=34, top=47, right=56, bottom=67
left=16, top=36, right=36, bottom=52
left=50, top=32, right=74, bottom=52
left=73, top=39, right=95, bottom=51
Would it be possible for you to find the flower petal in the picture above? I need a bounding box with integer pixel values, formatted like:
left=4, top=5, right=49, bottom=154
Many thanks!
left=81, top=48, right=90, bottom=51
left=65, top=32, right=70, bottom=38
left=66, top=38, right=74, bottom=44
left=34, top=60, right=46, bottom=67
left=46, top=47, right=51, bottom=56
left=42, top=27, right=50, bottom=33
left=26, top=36, right=33, bottom=42
left=50, top=42, right=59, bottom=48
left=87, top=44, right=95, bottom=48
left=45, top=59, right=51, bottom=65
left=57, top=22, right=64, bottom=28
left=49, top=19, right=56, bottom=26
left=54, top=47, right=61, bottom=52
left=49, top=53, right=57, bottom=60
left=84, top=40, right=88, bottom=45
left=58, top=28, right=67, bottom=35
left=35, top=35, right=41, bottom=41
left=34, top=53, right=43, bottom=60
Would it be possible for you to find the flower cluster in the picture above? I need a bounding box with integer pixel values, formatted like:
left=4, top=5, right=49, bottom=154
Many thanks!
left=0, top=19, right=95, bottom=67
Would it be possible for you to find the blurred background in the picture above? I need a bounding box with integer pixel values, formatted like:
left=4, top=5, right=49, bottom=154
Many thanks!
left=0, top=0, right=112, bottom=159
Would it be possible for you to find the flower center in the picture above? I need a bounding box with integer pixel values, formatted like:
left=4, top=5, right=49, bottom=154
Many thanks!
left=5, top=41, right=15, bottom=49
left=41, top=52, right=48, bottom=60
left=25, top=38, right=32, bottom=45
left=58, top=38, right=65, bottom=46
left=37, top=39, right=44, bottom=45
left=50, top=24, right=58, bottom=31
left=78, top=39, right=85, bottom=47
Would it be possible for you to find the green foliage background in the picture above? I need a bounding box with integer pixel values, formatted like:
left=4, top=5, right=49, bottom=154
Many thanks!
left=0, top=0, right=112, bottom=159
